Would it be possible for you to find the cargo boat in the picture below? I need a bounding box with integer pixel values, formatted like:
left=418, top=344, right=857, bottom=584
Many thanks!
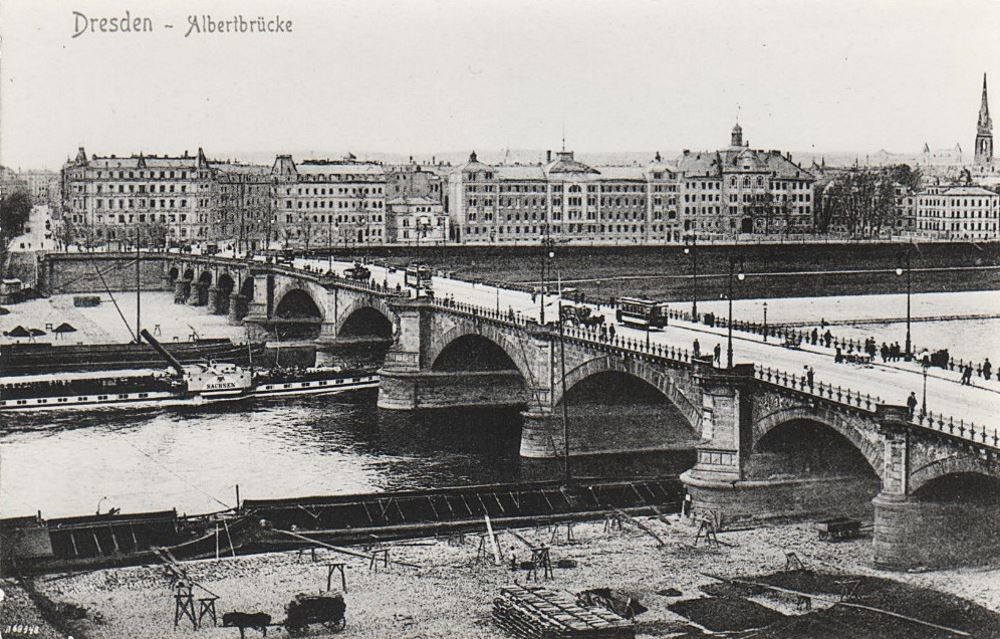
left=1, top=477, right=683, bottom=575
left=0, top=509, right=253, bottom=574
left=0, top=339, right=266, bottom=377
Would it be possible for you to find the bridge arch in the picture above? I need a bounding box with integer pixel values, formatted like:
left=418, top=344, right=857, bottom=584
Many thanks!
left=197, top=270, right=212, bottom=286
left=554, top=355, right=699, bottom=430
left=168, top=266, right=179, bottom=282
left=752, top=406, right=883, bottom=479
left=910, top=454, right=1000, bottom=495
left=182, top=267, right=195, bottom=281
left=275, top=287, right=324, bottom=321
left=336, top=298, right=397, bottom=339
left=427, top=325, right=533, bottom=382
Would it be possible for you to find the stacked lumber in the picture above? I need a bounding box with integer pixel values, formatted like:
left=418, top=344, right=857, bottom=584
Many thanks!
left=492, top=586, right=634, bottom=639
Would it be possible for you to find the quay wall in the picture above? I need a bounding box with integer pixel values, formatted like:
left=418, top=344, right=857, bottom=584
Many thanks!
left=310, top=240, right=1000, bottom=303
left=39, top=253, right=171, bottom=295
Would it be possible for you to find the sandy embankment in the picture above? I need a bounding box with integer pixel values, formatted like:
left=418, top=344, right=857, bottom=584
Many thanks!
left=0, top=292, right=245, bottom=346
left=24, top=518, right=1000, bottom=639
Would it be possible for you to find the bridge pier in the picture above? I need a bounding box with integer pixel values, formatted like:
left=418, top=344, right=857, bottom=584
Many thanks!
left=207, top=286, right=223, bottom=314
left=872, top=405, right=1000, bottom=570
left=681, top=360, right=877, bottom=528
left=189, top=282, right=209, bottom=306
left=228, top=293, right=248, bottom=325
left=174, top=277, right=192, bottom=304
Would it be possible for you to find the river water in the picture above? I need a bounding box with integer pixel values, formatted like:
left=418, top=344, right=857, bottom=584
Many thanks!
left=0, top=392, right=693, bottom=519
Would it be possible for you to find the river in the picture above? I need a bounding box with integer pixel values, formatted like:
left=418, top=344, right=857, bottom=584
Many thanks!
left=0, top=392, right=694, bottom=519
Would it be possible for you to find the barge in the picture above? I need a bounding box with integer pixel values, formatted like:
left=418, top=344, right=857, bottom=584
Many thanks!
left=1, top=477, right=683, bottom=575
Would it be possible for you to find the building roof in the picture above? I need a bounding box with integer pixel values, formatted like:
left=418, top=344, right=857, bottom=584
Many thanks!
left=675, top=147, right=813, bottom=180
left=212, top=163, right=271, bottom=176
left=938, top=185, right=997, bottom=196
left=494, top=165, right=546, bottom=180
left=545, top=150, right=600, bottom=175
left=595, top=166, right=649, bottom=181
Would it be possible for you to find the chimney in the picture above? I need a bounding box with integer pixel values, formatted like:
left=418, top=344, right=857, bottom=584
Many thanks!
left=546, top=150, right=552, bottom=162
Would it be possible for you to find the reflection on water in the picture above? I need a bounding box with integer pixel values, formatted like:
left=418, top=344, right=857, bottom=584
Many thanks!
left=0, top=391, right=694, bottom=519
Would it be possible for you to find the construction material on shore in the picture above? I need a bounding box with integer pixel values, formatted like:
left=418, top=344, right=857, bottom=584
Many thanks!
left=492, top=586, right=634, bottom=639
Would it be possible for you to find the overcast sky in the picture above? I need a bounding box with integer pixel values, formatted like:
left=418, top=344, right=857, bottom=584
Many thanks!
left=2, top=0, right=999, bottom=169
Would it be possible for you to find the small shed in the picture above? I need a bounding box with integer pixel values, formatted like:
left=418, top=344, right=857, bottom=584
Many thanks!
left=0, top=279, right=23, bottom=304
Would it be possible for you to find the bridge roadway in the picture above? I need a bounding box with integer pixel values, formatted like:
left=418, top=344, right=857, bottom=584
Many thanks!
left=297, top=257, right=1000, bottom=439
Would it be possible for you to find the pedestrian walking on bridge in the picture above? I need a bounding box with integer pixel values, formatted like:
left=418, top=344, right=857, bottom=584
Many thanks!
left=907, top=392, right=918, bottom=419
left=713, top=343, right=721, bottom=365
left=693, top=339, right=701, bottom=357
left=984, top=358, right=992, bottom=381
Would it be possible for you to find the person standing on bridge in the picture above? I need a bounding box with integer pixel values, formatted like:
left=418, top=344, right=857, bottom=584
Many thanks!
left=693, top=339, right=701, bottom=357
left=984, top=358, right=992, bottom=381
left=805, top=366, right=815, bottom=391
left=713, top=343, right=721, bottom=365
left=962, top=363, right=974, bottom=386
left=907, top=392, right=918, bottom=419
left=824, top=330, right=833, bottom=348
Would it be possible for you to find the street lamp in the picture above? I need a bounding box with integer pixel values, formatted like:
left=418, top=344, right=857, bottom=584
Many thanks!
left=683, top=234, right=698, bottom=320
left=540, top=234, right=555, bottom=324
left=727, top=254, right=745, bottom=369
left=894, top=245, right=913, bottom=361
left=763, top=301, right=768, bottom=343
left=919, top=349, right=930, bottom=418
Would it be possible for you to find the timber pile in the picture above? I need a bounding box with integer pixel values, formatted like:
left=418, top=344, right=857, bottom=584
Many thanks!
left=492, top=586, right=634, bottom=639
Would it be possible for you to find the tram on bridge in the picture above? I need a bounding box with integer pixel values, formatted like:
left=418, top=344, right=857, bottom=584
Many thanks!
left=615, top=297, right=670, bottom=329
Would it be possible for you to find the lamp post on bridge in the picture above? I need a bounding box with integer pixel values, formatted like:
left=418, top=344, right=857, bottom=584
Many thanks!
left=762, top=301, right=768, bottom=343
left=895, top=245, right=913, bottom=361
left=919, top=349, right=930, bottom=419
left=726, top=254, right=745, bottom=369
left=540, top=234, right=555, bottom=324
left=683, top=233, right=698, bottom=321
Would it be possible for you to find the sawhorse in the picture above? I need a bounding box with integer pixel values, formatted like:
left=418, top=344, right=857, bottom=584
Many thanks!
left=326, top=562, right=348, bottom=592
left=369, top=548, right=390, bottom=572
left=526, top=546, right=553, bottom=581
left=173, top=582, right=197, bottom=630
left=198, top=596, right=218, bottom=627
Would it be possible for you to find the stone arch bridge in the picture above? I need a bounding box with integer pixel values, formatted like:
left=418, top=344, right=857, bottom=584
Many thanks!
left=37, top=253, right=1000, bottom=570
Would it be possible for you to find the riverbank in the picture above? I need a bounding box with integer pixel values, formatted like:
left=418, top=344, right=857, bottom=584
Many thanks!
left=17, top=517, right=1000, bottom=639
left=0, top=292, right=244, bottom=346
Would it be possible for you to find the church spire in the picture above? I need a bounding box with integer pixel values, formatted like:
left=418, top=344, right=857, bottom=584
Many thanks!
left=979, top=73, right=992, bottom=133
left=976, top=73, right=993, bottom=165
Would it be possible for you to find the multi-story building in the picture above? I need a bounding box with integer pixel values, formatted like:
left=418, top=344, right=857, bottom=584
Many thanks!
left=386, top=161, right=447, bottom=202
left=675, top=124, right=815, bottom=238
left=61, top=147, right=216, bottom=248
left=386, top=195, right=448, bottom=244
left=18, top=170, right=61, bottom=209
left=448, top=150, right=680, bottom=244
left=0, top=166, right=28, bottom=199
left=212, top=162, right=272, bottom=253
left=914, top=185, right=999, bottom=240
left=271, top=155, right=387, bottom=249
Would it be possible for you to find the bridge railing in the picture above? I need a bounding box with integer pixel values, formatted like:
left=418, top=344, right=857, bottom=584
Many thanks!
left=560, top=323, right=694, bottom=367
left=754, top=364, right=1000, bottom=451
left=427, top=297, right=531, bottom=327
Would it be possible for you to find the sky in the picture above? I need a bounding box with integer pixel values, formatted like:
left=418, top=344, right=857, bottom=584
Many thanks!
left=2, top=0, right=1000, bottom=169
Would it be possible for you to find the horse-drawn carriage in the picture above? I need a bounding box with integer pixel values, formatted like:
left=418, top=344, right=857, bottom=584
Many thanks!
left=285, top=593, right=347, bottom=635
left=560, top=303, right=605, bottom=328
left=223, top=593, right=346, bottom=638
